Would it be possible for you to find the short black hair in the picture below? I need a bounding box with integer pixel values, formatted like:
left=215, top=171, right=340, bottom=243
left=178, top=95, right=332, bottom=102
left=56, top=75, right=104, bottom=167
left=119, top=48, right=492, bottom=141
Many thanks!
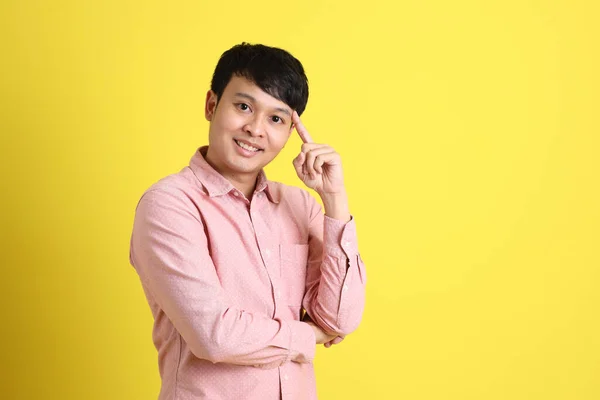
left=210, top=43, right=309, bottom=116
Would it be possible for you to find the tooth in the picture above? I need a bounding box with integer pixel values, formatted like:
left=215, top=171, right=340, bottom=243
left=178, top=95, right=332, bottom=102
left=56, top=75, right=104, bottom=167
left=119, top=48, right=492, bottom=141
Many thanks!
left=238, top=141, right=258, bottom=151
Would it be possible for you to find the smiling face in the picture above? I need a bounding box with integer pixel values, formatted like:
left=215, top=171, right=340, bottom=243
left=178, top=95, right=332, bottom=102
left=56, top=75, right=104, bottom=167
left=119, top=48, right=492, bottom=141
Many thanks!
left=204, top=76, right=294, bottom=183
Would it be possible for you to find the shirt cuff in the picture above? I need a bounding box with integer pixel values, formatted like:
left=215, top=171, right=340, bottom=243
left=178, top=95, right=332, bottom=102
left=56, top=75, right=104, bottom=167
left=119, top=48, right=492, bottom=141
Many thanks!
left=323, top=215, right=358, bottom=258
left=286, top=320, right=316, bottom=364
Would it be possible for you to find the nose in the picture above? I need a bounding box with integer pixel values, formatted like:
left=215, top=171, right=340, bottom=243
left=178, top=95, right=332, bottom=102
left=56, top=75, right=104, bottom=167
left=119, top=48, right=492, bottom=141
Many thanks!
left=243, top=115, right=266, bottom=137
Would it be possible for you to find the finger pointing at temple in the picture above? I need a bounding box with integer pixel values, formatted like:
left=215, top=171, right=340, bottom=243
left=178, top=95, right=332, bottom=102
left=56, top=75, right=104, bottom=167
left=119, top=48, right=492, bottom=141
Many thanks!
left=292, top=111, right=314, bottom=144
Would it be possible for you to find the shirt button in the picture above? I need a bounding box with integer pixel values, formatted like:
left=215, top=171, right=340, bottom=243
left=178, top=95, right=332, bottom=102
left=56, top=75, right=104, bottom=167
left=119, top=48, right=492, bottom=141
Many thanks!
left=343, top=284, right=349, bottom=292
left=233, top=191, right=239, bottom=197
left=343, top=240, right=352, bottom=248
left=264, top=249, right=271, bottom=258
left=284, top=374, right=289, bottom=381
left=275, top=290, right=281, bottom=299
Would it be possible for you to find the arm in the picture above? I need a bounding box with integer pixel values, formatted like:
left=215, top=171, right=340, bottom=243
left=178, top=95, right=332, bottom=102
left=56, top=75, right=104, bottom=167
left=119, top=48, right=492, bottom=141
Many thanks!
left=130, top=188, right=316, bottom=367
left=291, top=111, right=367, bottom=337
left=302, top=193, right=366, bottom=336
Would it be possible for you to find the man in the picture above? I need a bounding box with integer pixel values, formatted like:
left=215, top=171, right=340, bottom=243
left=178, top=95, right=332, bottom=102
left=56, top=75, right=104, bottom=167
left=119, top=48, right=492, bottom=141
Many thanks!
left=129, top=43, right=366, bottom=400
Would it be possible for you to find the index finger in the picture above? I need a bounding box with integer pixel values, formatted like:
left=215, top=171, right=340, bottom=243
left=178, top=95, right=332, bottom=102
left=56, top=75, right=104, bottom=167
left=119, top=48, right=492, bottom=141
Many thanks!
left=292, top=111, right=314, bottom=144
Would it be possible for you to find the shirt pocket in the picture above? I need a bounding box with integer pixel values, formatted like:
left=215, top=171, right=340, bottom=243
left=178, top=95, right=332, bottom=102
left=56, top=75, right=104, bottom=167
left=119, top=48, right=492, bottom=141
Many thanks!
left=279, top=244, right=309, bottom=307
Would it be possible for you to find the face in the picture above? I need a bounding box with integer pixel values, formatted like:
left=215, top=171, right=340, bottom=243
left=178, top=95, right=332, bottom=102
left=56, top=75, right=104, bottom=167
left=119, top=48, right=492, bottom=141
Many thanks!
left=204, top=76, right=295, bottom=181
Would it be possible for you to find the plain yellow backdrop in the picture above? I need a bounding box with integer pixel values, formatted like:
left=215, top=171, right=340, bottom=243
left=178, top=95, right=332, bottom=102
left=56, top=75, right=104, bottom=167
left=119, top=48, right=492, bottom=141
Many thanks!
left=1, top=0, right=599, bottom=399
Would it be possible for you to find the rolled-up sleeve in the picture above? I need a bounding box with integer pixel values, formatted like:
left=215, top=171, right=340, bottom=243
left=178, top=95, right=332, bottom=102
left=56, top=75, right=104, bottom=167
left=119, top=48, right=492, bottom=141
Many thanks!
left=130, top=189, right=316, bottom=367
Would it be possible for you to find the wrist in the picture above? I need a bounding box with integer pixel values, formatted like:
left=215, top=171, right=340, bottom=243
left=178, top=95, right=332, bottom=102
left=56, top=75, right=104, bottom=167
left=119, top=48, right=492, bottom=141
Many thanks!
left=320, top=191, right=351, bottom=222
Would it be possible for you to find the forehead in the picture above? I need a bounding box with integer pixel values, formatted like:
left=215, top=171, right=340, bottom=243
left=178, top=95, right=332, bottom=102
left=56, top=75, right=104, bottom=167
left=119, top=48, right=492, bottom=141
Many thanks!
left=223, top=76, right=292, bottom=113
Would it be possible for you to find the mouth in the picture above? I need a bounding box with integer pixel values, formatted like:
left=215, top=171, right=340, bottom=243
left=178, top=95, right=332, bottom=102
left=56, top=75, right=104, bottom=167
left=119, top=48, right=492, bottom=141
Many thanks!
left=234, top=139, right=263, bottom=152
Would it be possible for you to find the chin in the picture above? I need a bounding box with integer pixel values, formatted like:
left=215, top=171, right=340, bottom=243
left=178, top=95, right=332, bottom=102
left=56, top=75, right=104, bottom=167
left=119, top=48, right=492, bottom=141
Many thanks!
left=226, top=156, right=264, bottom=174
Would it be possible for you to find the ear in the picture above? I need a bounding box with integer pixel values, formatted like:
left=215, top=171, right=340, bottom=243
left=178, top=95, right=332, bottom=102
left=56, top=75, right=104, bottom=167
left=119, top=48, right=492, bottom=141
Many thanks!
left=205, top=90, right=218, bottom=121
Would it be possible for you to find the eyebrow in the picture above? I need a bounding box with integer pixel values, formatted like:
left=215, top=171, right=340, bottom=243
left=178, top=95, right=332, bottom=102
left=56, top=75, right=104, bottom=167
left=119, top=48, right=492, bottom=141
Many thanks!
left=234, top=92, right=291, bottom=117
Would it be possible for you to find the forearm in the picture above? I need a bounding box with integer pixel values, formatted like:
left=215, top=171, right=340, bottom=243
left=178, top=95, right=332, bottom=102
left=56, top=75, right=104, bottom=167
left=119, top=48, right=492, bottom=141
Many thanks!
left=303, top=213, right=367, bottom=336
left=183, top=305, right=316, bottom=366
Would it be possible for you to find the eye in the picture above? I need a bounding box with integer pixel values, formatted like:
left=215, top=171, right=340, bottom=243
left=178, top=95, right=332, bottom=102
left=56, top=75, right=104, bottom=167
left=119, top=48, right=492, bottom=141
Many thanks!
left=271, top=115, right=284, bottom=124
left=236, top=103, right=250, bottom=112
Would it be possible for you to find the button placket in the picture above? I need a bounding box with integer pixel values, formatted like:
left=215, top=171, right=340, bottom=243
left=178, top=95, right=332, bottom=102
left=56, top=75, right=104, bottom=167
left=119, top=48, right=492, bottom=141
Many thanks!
left=251, top=202, right=281, bottom=317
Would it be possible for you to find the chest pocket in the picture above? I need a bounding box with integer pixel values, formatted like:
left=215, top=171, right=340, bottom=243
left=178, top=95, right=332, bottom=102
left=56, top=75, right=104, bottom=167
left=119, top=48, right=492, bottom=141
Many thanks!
left=279, top=244, right=309, bottom=306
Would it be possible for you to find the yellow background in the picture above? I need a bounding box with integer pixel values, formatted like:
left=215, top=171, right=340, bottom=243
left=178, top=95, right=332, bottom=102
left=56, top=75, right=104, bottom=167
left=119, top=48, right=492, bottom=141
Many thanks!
left=1, top=0, right=598, bottom=399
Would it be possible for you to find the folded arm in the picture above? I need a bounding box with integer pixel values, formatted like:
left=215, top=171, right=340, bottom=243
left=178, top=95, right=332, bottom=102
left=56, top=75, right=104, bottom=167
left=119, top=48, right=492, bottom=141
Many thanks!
left=130, top=189, right=316, bottom=368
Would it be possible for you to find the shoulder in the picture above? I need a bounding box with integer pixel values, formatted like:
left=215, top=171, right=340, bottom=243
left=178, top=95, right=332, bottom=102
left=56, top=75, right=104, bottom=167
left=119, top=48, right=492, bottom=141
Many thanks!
left=136, top=167, right=205, bottom=214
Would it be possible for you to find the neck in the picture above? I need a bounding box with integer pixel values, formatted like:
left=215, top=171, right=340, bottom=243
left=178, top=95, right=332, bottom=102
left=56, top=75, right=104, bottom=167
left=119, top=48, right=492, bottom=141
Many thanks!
left=203, top=148, right=258, bottom=199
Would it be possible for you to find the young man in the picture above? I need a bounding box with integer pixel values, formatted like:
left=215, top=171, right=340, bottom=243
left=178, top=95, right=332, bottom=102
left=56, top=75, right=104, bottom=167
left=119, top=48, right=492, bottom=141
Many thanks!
left=129, top=43, right=366, bottom=400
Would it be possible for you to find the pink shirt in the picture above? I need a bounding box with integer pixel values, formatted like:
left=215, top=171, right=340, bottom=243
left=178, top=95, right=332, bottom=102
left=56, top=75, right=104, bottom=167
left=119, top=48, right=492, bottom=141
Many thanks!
left=129, top=147, right=366, bottom=399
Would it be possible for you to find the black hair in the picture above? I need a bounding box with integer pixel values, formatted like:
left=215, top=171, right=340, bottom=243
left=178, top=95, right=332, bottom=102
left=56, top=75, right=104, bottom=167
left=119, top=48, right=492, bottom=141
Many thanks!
left=210, top=43, right=309, bottom=116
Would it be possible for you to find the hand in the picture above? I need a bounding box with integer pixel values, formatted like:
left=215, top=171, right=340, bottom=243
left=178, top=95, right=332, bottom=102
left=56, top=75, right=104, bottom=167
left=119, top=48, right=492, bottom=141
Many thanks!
left=303, top=313, right=343, bottom=347
left=306, top=321, right=337, bottom=345
left=323, top=336, right=344, bottom=348
left=292, top=111, right=345, bottom=196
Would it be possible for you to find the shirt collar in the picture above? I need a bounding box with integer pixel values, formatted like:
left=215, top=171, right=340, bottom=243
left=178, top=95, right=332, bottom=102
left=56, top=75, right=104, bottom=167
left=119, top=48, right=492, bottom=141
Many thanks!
left=189, top=146, right=280, bottom=204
